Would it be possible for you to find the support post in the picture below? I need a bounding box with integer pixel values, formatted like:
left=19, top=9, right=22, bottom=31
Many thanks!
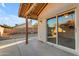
left=26, top=17, right=28, bottom=44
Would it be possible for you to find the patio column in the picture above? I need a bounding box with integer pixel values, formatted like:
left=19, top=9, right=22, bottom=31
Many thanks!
left=26, top=17, right=28, bottom=44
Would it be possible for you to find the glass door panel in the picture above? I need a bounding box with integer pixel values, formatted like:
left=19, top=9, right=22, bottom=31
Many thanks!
left=58, top=11, right=75, bottom=49
left=47, top=17, right=56, bottom=43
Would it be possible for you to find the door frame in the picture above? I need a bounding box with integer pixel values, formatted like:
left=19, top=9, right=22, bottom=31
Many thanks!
left=46, top=8, right=76, bottom=54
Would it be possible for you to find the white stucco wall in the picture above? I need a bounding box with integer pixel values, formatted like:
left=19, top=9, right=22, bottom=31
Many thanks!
left=38, top=18, right=47, bottom=42
left=75, top=4, right=79, bottom=55
left=38, top=3, right=79, bottom=55
left=38, top=3, right=76, bottom=42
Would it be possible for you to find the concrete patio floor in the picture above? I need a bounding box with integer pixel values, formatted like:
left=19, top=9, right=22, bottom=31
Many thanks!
left=0, top=37, right=76, bottom=56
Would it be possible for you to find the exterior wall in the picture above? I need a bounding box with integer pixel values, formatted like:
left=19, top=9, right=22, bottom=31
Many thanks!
left=13, top=23, right=37, bottom=34
left=15, top=24, right=26, bottom=28
left=3, top=28, right=12, bottom=38
left=38, top=3, right=76, bottom=42
left=75, top=4, right=79, bottom=55
left=13, top=24, right=26, bottom=34
left=38, top=19, right=47, bottom=42
left=0, top=26, right=4, bottom=36
left=38, top=3, right=79, bottom=55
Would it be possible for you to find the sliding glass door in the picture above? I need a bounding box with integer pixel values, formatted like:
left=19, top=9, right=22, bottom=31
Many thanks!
left=47, top=17, right=56, bottom=43
left=58, top=11, right=75, bottom=49
left=47, top=11, right=75, bottom=49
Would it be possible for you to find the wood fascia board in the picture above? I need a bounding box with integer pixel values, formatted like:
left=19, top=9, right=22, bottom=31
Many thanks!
left=18, top=3, right=23, bottom=17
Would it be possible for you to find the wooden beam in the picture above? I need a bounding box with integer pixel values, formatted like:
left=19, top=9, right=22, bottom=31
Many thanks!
left=24, top=3, right=37, bottom=17
left=37, top=4, right=48, bottom=16
left=18, top=3, right=23, bottom=17
left=26, top=17, right=28, bottom=44
left=23, top=3, right=31, bottom=17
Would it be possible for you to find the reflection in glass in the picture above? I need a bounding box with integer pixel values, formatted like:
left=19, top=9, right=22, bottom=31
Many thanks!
left=58, top=11, right=75, bottom=49
left=47, top=17, right=56, bottom=43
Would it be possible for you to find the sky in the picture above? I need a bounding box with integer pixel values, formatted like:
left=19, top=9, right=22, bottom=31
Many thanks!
left=0, top=3, right=26, bottom=27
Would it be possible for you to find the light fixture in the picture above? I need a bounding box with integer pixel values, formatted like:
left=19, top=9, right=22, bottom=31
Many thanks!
left=40, top=20, right=42, bottom=23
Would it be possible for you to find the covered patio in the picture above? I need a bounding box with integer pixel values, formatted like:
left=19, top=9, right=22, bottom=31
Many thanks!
left=18, top=3, right=78, bottom=55
left=0, top=37, right=75, bottom=56
left=18, top=3, right=47, bottom=44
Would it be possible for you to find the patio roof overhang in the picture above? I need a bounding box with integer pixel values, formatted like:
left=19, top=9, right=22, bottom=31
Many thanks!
left=18, top=3, right=48, bottom=20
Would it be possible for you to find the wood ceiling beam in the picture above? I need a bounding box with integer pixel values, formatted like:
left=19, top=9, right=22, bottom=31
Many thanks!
left=24, top=3, right=37, bottom=17
left=18, top=3, right=47, bottom=20
left=30, top=14, right=38, bottom=19
left=18, top=3, right=32, bottom=18
left=27, top=3, right=47, bottom=19
left=37, top=3, right=47, bottom=16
